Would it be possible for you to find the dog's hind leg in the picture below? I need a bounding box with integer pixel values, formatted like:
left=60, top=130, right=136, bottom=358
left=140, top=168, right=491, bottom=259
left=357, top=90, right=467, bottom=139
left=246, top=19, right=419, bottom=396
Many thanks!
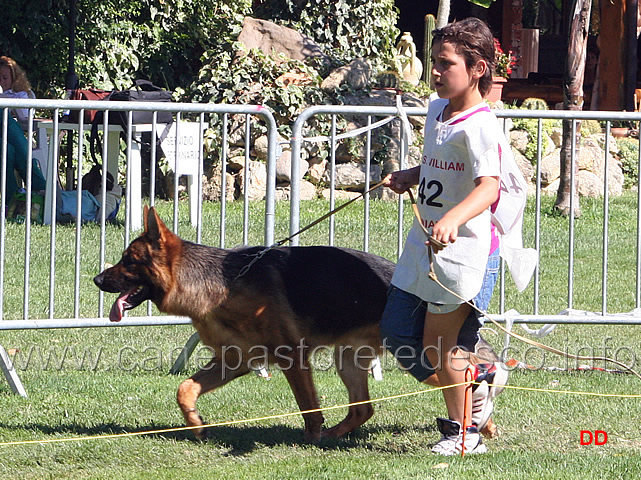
left=177, top=355, right=250, bottom=440
left=322, top=344, right=374, bottom=438
left=280, top=362, right=324, bottom=443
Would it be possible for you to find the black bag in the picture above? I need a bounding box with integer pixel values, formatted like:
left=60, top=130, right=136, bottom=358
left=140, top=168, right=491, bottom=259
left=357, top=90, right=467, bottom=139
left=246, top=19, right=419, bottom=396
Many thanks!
left=90, top=80, right=173, bottom=164
left=106, top=79, right=173, bottom=125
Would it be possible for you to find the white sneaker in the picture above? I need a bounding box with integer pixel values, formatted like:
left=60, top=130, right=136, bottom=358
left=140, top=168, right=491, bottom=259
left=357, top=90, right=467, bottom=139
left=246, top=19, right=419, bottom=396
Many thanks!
left=472, top=362, right=509, bottom=431
left=431, top=418, right=487, bottom=455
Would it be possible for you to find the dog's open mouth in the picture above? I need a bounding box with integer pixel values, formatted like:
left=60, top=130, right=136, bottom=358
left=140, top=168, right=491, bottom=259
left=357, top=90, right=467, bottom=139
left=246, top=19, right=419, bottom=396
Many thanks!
left=110, top=286, right=149, bottom=322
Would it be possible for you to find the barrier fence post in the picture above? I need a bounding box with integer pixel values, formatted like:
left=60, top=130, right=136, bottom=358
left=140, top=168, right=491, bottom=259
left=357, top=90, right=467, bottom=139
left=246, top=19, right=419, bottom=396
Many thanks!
left=0, top=345, right=26, bottom=397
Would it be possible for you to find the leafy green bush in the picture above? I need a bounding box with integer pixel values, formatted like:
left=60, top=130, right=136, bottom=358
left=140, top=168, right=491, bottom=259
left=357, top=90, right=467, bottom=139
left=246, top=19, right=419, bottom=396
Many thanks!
left=507, top=97, right=562, bottom=164
left=188, top=0, right=402, bottom=168
left=189, top=0, right=401, bottom=118
left=253, top=0, right=399, bottom=72
left=0, top=0, right=249, bottom=96
left=191, top=48, right=327, bottom=123
left=580, top=119, right=603, bottom=137
left=190, top=46, right=335, bottom=166
left=520, top=97, right=549, bottom=110
left=3, top=0, right=400, bottom=108
left=616, top=137, right=639, bottom=189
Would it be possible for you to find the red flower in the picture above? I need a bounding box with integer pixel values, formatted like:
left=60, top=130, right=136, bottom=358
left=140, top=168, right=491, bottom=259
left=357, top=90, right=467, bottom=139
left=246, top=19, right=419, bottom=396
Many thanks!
left=493, top=38, right=514, bottom=78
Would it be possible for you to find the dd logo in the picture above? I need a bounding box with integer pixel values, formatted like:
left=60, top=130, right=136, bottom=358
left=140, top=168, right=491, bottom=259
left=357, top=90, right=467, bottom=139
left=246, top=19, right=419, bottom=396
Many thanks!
left=580, top=430, right=608, bottom=445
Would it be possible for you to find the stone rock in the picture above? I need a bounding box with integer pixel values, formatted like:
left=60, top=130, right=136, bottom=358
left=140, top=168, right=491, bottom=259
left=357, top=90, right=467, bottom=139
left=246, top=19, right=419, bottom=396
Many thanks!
left=202, top=164, right=235, bottom=202
left=509, top=129, right=554, bottom=158
left=540, top=150, right=560, bottom=187
left=576, top=137, right=625, bottom=195
left=276, top=150, right=309, bottom=183
left=238, top=17, right=330, bottom=66
left=319, top=189, right=362, bottom=200
left=275, top=179, right=317, bottom=201
left=253, top=133, right=289, bottom=161
left=577, top=136, right=607, bottom=173
left=509, top=130, right=530, bottom=155
left=323, top=162, right=382, bottom=190
left=541, top=177, right=559, bottom=196
left=534, top=143, right=624, bottom=198
left=300, top=180, right=317, bottom=200
left=512, top=148, right=535, bottom=183
left=235, top=159, right=267, bottom=201
left=253, top=135, right=269, bottom=160
left=321, top=58, right=372, bottom=91
left=306, top=157, right=327, bottom=185
left=578, top=170, right=603, bottom=197
left=549, top=127, right=563, bottom=148
left=607, top=160, right=625, bottom=196
left=227, top=154, right=247, bottom=172
left=542, top=132, right=556, bottom=156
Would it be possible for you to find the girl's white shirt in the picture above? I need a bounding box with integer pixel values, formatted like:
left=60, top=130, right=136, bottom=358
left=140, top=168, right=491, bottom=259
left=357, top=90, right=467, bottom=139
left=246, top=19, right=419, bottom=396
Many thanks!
left=392, top=97, right=503, bottom=304
left=0, top=89, right=31, bottom=124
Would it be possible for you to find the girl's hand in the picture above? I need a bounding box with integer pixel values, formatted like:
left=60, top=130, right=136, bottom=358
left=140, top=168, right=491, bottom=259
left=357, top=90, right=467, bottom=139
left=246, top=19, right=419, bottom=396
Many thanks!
left=426, top=175, right=499, bottom=254
left=382, top=167, right=420, bottom=194
left=427, top=219, right=458, bottom=253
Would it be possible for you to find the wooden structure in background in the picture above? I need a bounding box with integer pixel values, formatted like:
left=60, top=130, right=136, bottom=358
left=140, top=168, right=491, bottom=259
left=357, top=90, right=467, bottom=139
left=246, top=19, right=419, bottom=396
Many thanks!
left=597, top=0, right=629, bottom=110
left=395, top=0, right=638, bottom=110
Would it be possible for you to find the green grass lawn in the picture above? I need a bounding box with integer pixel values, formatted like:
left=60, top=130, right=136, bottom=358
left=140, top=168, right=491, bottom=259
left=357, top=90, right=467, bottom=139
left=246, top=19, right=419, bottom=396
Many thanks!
left=1, top=193, right=641, bottom=478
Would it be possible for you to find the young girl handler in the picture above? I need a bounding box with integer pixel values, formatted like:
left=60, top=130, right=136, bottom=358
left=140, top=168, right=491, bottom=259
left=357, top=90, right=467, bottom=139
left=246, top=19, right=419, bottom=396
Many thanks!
left=381, top=17, right=533, bottom=455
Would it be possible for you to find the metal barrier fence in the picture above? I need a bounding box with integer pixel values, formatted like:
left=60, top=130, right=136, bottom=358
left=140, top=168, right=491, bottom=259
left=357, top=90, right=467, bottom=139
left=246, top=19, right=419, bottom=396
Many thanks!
left=2, top=97, right=641, bottom=394
left=0, top=98, right=280, bottom=394
left=0, top=98, right=278, bottom=326
left=290, top=105, right=641, bottom=327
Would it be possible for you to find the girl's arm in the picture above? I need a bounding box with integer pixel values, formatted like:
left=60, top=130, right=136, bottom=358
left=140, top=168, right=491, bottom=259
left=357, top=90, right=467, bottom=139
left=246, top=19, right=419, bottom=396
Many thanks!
left=430, top=175, right=499, bottom=249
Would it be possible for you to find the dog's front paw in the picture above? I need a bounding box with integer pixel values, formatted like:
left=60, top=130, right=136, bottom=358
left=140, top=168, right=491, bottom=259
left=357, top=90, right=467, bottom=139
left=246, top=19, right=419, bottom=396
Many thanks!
left=480, top=417, right=499, bottom=438
left=304, top=429, right=322, bottom=444
left=184, top=408, right=208, bottom=441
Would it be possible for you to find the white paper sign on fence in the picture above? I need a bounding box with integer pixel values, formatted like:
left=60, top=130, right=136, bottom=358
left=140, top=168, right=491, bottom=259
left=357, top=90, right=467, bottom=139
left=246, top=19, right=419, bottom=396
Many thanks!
left=158, top=121, right=201, bottom=175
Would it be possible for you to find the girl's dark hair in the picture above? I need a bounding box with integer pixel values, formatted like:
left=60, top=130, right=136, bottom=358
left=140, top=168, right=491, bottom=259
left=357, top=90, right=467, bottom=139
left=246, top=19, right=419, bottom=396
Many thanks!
left=432, top=17, right=496, bottom=97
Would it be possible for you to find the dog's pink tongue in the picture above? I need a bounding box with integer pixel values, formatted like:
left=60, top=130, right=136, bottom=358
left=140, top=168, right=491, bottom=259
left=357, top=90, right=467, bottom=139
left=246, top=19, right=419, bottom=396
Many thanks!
left=109, top=294, right=128, bottom=322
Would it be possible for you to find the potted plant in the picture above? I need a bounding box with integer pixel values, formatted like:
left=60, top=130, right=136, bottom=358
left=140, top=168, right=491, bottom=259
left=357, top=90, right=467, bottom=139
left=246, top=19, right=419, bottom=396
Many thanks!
left=607, top=120, right=634, bottom=138
left=487, top=38, right=515, bottom=103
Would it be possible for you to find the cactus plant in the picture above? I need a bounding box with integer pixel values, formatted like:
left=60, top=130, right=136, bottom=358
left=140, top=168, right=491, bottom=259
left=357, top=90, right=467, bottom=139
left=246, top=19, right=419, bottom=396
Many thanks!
left=423, top=14, right=436, bottom=86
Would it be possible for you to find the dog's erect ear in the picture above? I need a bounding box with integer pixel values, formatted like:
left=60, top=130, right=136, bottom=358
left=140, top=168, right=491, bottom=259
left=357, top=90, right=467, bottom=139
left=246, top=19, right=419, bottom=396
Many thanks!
left=145, top=206, right=169, bottom=244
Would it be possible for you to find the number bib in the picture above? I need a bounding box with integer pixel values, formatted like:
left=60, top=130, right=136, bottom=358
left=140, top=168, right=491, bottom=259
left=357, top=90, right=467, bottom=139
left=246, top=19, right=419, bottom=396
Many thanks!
left=492, top=143, right=527, bottom=235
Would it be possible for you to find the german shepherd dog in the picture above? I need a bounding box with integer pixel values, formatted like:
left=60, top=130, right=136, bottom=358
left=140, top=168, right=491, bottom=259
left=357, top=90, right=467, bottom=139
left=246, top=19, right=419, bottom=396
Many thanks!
left=94, top=207, right=394, bottom=442
left=94, top=207, right=499, bottom=442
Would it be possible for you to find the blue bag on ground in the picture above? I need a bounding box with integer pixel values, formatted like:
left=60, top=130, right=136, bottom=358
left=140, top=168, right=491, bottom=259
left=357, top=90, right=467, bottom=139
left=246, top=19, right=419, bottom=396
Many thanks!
left=56, top=190, right=101, bottom=223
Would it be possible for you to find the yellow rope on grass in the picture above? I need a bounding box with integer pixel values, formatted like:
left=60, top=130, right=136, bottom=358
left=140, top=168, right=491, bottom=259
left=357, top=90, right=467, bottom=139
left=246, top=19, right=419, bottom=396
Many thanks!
left=0, top=381, right=466, bottom=447
left=1, top=380, right=640, bottom=447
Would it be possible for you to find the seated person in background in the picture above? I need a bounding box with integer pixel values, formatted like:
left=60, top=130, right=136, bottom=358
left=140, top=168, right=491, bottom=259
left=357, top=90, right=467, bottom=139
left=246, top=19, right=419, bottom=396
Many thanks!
left=0, top=56, right=46, bottom=206
left=0, top=56, right=35, bottom=128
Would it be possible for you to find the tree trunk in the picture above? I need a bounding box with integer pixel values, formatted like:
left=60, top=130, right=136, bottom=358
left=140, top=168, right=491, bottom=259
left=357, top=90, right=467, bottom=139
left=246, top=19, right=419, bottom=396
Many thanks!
left=436, top=0, right=450, bottom=28
left=555, top=0, right=592, bottom=216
